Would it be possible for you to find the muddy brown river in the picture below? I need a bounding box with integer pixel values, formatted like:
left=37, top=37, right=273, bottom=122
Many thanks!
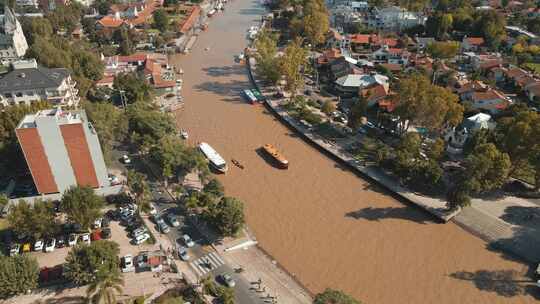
left=170, top=1, right=537, bottom=303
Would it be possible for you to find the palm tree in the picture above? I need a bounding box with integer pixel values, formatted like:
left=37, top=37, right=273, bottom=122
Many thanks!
left=86, top=270, right=124, bottom=304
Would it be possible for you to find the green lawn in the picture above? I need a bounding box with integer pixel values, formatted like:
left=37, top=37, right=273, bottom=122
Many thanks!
left=522, top=62, right=540, bottom=75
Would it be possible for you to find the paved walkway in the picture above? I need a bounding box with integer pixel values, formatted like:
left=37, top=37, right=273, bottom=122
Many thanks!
left=214, top=236, right=313, bottom=304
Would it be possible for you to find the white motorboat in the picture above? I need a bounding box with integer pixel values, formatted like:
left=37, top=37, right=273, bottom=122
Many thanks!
left=198, top=142, right=228, bottom=173
left=180, top=129, right=189, bottom=139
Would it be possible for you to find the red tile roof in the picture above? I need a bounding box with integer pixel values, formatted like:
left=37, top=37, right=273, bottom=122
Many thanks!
left=350, top=34, right=370, bottom=44
left=178, top=6, right=201, bottom=34
left=465, top=37, right=485, bottom=46
left=361, top=84, right=388, bottom=101
left=98, top=15, right=124, bottom=28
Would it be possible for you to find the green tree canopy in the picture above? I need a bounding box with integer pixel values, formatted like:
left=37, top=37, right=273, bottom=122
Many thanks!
left=7, top=199, right=57, bottom=239
left=127, top=170, right=151, bottom=212
left=64, top=240, right=120, bottom=285
left=426, top=41, right=460, bottom=59
left=254, top=29, right=280, bottom=84
left=314, top=288, right=362, bottom=304
left=86, top=267, right=124, bottom=304
left=279, top=38, right=308, bottom=96
left=153, top=9, right=170, bottom=32
left=61, top=186, right=104, bottom=231
left=0, top=255, right=39, bottom=299
left=465, top=143, right=511, bottom=193
left=205, top=197, right=245, bottom=237
left=393, top=74, right=463, bottom=136
left=114, top=73, right=154, bottom=104
left=203, top=178, right=224, bottom=198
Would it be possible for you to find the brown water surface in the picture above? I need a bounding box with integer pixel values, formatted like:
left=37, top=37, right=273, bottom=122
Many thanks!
left=170, top=1, right=538, bottom=302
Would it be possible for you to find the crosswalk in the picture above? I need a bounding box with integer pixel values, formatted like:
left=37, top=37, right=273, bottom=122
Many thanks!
left=189, top=252, right=225, bottom=277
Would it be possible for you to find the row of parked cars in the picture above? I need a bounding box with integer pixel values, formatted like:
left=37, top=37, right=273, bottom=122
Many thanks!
left=113, top=204, right=151, bottom=245
left=7, top=215, right=112, bottom=256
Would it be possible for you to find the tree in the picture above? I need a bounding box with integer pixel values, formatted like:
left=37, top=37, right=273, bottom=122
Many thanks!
left=127, top=170, right=151, bottom=212
left=314, top=288, right=362, bottom=304
left=426, top=41, right=460, bottom=60
left=303, top=4, right=329, bottom=45
left=474, top=10, right=506, bottom=49
left=64, top=240, right=120, bottom=285
left=61, top=186, right=104, bottom=231
left=254, top=29, right=280, bottom=84
left=205, top=197, right=245, bottom=237
left=86, top=269, right=124, bottom=304
left=0, top=255, right=39, bottom=299
left=427, top=138, right=445, bottom=161
left=7, top=199, right=57, bottom=239
left=149, top=135, right=209, bottom=179
left=203, top=178, right=224, bottom=198
left=114, top=73, right=154, bottom=104
left=279, top=38, right=308, bottom=96
left=393, top=74, right=463, bottom=136
left=84, top=101, right=128, bottom=163
left=349, top=95, right=369, bottom=129
left=446, top=178, right=471, bottom=210
left=153, top=9, right=169, bottom=32
left=465, top=143, right=511, bottom=193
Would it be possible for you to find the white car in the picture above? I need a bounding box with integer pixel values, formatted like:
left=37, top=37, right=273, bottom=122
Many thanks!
left=68, top=233, right=77, bottom=246
left=182, top=234, right=195, bottom=247
left=148, top=203, right=157, bottom=215
left=133, top=233, right=150, bottom=245
left=178, top=247, right=190, bottom=261
left=121, top=254, right=134, bottom=273
left=92, top=218, right=102, bottom=229
left=45, top=238, right=56, bottom=252
left=220, top=273, right=236, bottom=288
left=167, top=213, right=180, bottom=227
left=122, top=154, right=131, bottom=164
left=80, top=233, right=91, bottom=245
left=34, top=239, right=44, bottom=251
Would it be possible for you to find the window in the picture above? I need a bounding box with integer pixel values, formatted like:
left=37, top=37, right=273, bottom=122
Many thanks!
left=15, top=92, right=22, bottom=97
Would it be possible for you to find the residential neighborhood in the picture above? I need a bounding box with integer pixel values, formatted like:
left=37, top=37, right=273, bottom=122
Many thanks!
left=0, top=0, right=540, bottom=304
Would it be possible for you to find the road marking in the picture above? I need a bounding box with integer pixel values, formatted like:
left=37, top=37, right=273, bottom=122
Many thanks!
left=189, top=252, right=226, bottom=277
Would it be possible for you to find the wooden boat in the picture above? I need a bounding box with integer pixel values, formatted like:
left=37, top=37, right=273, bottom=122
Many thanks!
left=231, top=159, right=244, bottom=169
left=262, top=144, right=288, bottom=169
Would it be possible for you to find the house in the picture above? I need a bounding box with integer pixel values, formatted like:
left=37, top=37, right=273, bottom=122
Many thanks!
left=349, top=34, right=371, bottom=51
left=372, top=45, right=409, bottom=65
left=350, top=1, right=369, bottom=12
left=469, top=89, right=509, bottom=114
left=316, top=48, right=342, bottom=66
left=414, top=37, right=435, bottom=49
left=367, top=6, right=426, bottom=31
left=0, top=6, right=28, bottom=65
left=98, top=53, right=176, bottom=94
left=486, top=66, right=506, bottom=83
left=326, top=29, right=344, bottom=49
left=96, top=0, right=161, bottom=31
left=360, top=83, right=389, bottom=107
left=462, top=36, right=485, bottom=52
left=334, top=73, right=389, bottom=96
left=524, top=81, right=540, bottom=102
left=329, top=56, right=362, bottom=80
left=444, top=113, right=495, bottom=153
left=504, top=67, right=529, bottom=84
left=178, top=5, right=201, bottom=35
left=0, top=59, right=79, bottom=108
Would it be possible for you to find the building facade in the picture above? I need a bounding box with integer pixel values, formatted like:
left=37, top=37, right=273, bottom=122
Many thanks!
left=0, top=59, right=80, bottom=108
left=0, top=6, right=28, bottom=64
left=15, top=108, right=109, bottom=195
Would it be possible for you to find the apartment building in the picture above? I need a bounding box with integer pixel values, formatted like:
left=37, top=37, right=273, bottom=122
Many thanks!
left=15, top=108, right=109, bottom=195
left=0, top=59, right=80, bottom=108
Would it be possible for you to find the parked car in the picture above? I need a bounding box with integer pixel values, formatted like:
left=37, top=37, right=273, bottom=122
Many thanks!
left=68, top=234, right=77, bottom=246
left=34, top=239, right=44, bottom=251
left=101, top=228, right=112, bottom=239
left=131, top=227, right=148, bottom=238
left=92, top=218, right=102, bottom=229
left=122, top=154, right=131, bottom=164
left=101, top=216, right=110, bottom=228
left=45, top=238, right=56, bottom=252
left=181, top=234, right=195, bottom=247
left=9, top=243, right=20, bottom=256
left=56, top=236, right=66, bottom=248
left=133, top=233, right=150, bottom=245
left=80, top=233, right=91, bottom=245
left=178, top=246, right=190, bottom=261
left=121, top=254, right=134, bottom=273
left=166, top=213, right=180, bottom=227
left=219, top=273, right=236, bottom=288
left=155, top=217, right=170, bottom=233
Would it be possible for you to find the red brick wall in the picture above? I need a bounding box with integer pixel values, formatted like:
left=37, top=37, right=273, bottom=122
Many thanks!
left=60, top=124, right=99, bottom=188
left=16, top=128, right=58, bottom=194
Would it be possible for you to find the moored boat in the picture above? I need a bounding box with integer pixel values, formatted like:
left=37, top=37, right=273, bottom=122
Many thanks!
left=262, top=144, right=288, bottom=169
left=198, top=142, right=228, bottom=173
left=243, top=89, right=258, bottom=104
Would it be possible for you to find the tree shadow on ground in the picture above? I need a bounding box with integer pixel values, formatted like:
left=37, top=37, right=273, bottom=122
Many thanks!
left=486, top=205, right=540, bottom=263
left=345, top=207, right=433, bottom=224
left=36, top=296, right=86, bottom=304
left=449, top=270, right=537, bottom=298
left=202, top=65, right=246, bottom=78
left=193, top=80, right=251, bottom=104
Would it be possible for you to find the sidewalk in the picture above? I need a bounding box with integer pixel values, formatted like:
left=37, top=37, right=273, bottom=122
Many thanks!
left=214, top=236, right=313, bottom=304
